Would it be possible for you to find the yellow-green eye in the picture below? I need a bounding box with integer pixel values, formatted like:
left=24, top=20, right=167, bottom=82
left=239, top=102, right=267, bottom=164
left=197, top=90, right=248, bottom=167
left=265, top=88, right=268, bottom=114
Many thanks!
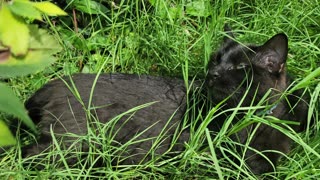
left=236, top=63, right=247, bottom=69
left=228, top=66, right=234, bottom=70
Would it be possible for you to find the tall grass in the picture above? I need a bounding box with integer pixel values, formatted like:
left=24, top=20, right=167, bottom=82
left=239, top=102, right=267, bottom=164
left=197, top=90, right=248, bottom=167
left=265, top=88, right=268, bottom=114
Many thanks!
left=1, top=0, right=319, bottom=179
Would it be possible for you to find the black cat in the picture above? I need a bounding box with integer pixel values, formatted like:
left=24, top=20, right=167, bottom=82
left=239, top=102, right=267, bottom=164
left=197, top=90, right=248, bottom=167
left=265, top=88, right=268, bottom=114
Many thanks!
left=21, top=27, right=309, bottom=175
left=205, top=26, right=309, bottom=174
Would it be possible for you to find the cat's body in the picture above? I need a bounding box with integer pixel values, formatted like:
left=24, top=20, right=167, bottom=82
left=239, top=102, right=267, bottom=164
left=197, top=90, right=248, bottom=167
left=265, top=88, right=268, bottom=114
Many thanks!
left=23, top=74, right=189, bottom=165
left=20, top=27, right=309, bottom=175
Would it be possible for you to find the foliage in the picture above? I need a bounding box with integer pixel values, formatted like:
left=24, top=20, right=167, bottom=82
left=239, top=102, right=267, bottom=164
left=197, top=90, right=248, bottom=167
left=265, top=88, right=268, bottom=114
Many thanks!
left=0, top=0, right=66, bottom=146
left=67, top=0, right=109, bottom=14
left=0, top=0, right=319, bottom=179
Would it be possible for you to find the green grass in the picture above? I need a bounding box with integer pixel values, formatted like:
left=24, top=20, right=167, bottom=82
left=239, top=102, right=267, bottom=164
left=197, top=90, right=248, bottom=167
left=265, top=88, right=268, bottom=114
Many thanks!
left=1, top=0, right=320, bottom=179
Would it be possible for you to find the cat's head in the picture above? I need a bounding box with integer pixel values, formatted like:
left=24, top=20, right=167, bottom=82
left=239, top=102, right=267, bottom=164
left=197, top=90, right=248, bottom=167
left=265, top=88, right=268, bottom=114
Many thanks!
left=206, top=26, right=288, bottom=107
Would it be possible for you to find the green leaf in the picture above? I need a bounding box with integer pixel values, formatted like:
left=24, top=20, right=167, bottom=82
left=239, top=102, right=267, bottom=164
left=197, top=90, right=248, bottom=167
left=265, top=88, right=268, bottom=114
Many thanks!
left=290, top=67, right=320, bottom=92
left=0, top=83, right=36, bottom=133
left=0, top=5, right=29, bottom=56
left=0, top=45, right=7, bottom=50
left=0, top=27, right=61, bottom=78
left=186, top=1, right=212, bottom=17
left=68, top=0, right=108, bottom=15
left=28, top=25, right=62, bottom=52
left=8, top=0, right=42, bottom=20
left=0, top=120, right=16, bottom=147
left=31, top=1, right=67, bottom=16
left=148, top=0, right=156, bottom=6
left=168, top=5, right=183, bottom=20
left=0, top=51, right=56, bottom=78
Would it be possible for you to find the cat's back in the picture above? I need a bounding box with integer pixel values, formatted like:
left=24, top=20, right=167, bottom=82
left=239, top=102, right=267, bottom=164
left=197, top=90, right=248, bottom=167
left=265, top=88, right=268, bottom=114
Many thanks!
left=26, top=73, right=187, bottom=132
left=25, top=74, right=186, bottom=116
left=27, top=73, right=186, bottom=107
left=23, top=73, right=188, bottom=164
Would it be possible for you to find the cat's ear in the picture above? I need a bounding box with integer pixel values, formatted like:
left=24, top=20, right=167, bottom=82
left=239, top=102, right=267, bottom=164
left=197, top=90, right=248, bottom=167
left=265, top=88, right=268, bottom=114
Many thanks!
left=256, top=33, right=288, bottom=74
left=262, top=33, right=288, bottom=61
left=223, top=24, right=236, bottom=44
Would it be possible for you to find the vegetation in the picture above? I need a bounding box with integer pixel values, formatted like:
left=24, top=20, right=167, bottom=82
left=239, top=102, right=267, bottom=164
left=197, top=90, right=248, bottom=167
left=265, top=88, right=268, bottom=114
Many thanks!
left=0, top=0, right=319, bottom=179
left=0, top=0, right=66, bottom=146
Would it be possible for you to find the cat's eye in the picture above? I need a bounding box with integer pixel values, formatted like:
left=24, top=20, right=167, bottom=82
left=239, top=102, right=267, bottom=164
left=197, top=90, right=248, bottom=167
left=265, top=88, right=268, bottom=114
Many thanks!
left=227, top=63, right=247, bottom=71
left=236, top=63, right=247, bottom=69
left=227, top=66, right=234, bottom=71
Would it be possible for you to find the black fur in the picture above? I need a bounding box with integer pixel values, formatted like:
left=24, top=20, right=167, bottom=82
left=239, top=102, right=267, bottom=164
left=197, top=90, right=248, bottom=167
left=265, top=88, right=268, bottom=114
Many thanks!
left=206, top=27, right=309, bottom=174
left=23, top=74, right=189, bottom=166
left=21, top=27, right=309, bottom=174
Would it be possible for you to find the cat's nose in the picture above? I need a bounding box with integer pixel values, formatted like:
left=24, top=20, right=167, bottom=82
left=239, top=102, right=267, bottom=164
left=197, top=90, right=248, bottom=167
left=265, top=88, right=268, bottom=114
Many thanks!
left=211, top=71, right=220, bottom=79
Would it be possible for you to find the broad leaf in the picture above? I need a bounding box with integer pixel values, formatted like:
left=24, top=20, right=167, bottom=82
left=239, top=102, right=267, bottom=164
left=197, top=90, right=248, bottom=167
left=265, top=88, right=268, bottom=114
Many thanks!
left=67, top=0, right=108, bottom=15
left=32, top=1, right=67, bottom=16
left=0, top=27, right=61, bottom=78
left=28, top=25, right=62, bottom=52
left=0, top=51, right=56, bottom=78
left=0, top=83, right=36, bottom=132
left=186, top=1, right=212, bottom=17
left=8, top=0, right=42, bottom=20
left=0, top=45, right=7, bottom=50
left=0, top=120, right=16, bottom=147
left=148, top=0, right=155, bottom=6
left=0, top=5, right=29, bottom=56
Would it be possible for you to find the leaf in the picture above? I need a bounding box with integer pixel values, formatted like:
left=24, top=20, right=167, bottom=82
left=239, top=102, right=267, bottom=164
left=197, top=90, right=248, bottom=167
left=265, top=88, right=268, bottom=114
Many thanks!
left=31, top=1, right=67, bottom=16
left=0, top=5, right=29, bottom=56
left=68, top=0, right=108, bottom=15
left=0, top=27, right=61, bottom=77
left=186, top=1, right=212, bottom=17
left=290, top=67, right=320, bottom=92
left=0, top=83, right=36, bottom=133
left=0, top=120, right=16, bottom=147
left=0, top=51, right=56, bottom=78
left=28, top=25, right=62, bottom=52
left=0, top=45, right=7, bottom=50
left=149, top=0, right=156, bottom=6
left=8, top=0, right=42, bottom=20
left=148, top=1, right=181, bottom=21
left=168, top=5, right=183, bottom=20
